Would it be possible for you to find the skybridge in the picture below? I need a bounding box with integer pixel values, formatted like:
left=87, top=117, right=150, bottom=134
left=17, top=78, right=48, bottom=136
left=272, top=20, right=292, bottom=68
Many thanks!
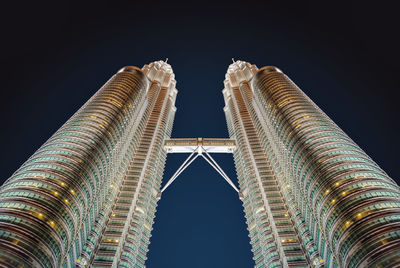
left=160, top=138, right=240, bottom=198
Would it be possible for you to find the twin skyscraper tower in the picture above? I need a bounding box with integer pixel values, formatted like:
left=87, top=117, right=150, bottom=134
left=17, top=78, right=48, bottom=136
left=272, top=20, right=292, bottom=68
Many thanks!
left=0, top=60, right=399, bottom=267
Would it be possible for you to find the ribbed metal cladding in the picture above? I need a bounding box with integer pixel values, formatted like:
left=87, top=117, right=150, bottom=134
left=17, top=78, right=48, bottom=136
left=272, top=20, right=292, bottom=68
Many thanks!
left=0, top=67, right=148, bottom=267
left=251, top=67, right=400, bottom=267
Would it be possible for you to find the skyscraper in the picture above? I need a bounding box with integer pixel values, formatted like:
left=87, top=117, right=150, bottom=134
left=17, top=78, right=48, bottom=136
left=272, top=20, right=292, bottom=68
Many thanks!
left=0, top=59, right=399, bottom=268
left=223, top=61, right=400, bottom=267
left=0, top=61, right=177, bottom=267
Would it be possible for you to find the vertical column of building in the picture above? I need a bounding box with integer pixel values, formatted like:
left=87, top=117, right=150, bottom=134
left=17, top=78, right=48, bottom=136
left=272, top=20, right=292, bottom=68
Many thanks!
left=224, top=61, right=315, bottom=267
left=79, top=71, right=155, bottom=267
left=87, top=61, right=177, bottom=268
left=251, top=66, right=400, bottom=267
left=237, top=62, right=325, bottom=267
left=246, top=67, right=324, bottom=267
left=0, top=67, right=149, bottom=267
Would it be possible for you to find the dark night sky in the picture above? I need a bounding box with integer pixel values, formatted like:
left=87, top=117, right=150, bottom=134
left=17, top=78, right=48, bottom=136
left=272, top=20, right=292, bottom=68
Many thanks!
left=1, top=1, right=399, bottom=267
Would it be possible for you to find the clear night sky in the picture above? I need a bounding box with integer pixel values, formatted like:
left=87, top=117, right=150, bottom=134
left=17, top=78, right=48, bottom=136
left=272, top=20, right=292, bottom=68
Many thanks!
left=1, top=1, right=399, bottom=267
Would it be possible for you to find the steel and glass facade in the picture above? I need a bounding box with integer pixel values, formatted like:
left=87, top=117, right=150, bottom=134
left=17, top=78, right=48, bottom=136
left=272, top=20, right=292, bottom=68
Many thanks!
left=223, top=61, right=400, bottom=267
left=0, top=61, right=177, bottom=267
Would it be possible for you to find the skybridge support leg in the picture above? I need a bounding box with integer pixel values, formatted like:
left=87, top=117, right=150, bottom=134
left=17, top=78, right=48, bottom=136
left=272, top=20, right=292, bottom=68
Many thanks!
left=160, top=148, right=199, bottom=195
left=199, top=153, right=239, bottom=193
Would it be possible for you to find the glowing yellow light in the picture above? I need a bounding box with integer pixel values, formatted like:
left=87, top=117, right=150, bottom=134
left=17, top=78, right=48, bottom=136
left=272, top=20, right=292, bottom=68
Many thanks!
left=284, top=214, right=289, bottom=217
left=286, top=184, right=290, bottom=188
left=281, top=239, right=285, bottom=243
left=64, top=199, right=69, bottom=204
left=112, top=213, right=116, bottom=217
left=325, top=189, right=330, bottom=194
left=70, top=189, right=75, bottom=194
left=335, top=182, right=339, bottom=186
left=115, top=239, right=119, bottom=243
left=357, top=213, right=362, bottom=219
left=38, top=213, right=43, bottom=218
left=319, top=259, right=324, bottom=263
left=48, top=221, right=55, bottom=227
left=110, top=184, right=114, bottom=188
left=77, top=259, right=81, bottom=263
left=341, top=191, right=346, bottom=196
left=54, top=191, right=59, bottom=196
left=331, top=199, right=336, bottom=204
left=61, top=182, right=66, bottom=186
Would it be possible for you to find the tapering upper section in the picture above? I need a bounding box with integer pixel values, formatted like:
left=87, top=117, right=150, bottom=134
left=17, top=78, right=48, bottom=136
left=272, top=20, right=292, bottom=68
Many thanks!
left=142, top=60, right=175, bottom=88
left=225, top=60, right=258, bottom=89
left=142, top=60, right=178, bottom=104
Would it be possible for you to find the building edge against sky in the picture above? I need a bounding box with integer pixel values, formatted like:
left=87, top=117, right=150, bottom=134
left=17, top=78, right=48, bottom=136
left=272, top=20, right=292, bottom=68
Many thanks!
left=0, top=60, right=177, bottom=267
left=223, top=61, right=400, bottom=267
